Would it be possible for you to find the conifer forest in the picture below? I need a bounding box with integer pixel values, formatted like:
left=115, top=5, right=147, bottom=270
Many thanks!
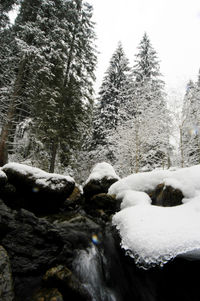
left=1, top=0, right=200, bottom=182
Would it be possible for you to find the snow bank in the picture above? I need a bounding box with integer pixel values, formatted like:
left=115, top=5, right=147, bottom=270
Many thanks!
left=85, top=162, right=120, bottom=184
left=109, top=165, right=200, bottom=200
left=118, top=190, right=151, bottom=209
left=110, top=165, right=200, bottom=269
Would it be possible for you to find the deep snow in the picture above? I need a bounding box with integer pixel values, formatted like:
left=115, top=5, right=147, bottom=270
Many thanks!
left=109, top=165, right=200, bottom=269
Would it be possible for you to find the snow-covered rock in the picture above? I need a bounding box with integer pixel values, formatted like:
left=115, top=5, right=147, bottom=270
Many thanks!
left=85, top=162, right=120, bottom=184
left=83, top=162, right=120, bottom=199
left=2, top=162, right=75, bottom=213
left=2, top=162, right=74, bottom=190
left=110, top=165, right=200, bottom=269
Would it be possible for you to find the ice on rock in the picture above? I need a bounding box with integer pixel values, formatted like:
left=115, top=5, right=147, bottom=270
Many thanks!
left=110, top=165, right=200, bottom=269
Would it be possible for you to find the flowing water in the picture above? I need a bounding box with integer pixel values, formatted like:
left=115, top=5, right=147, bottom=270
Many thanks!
left=73, top=243, right=117, bottom=301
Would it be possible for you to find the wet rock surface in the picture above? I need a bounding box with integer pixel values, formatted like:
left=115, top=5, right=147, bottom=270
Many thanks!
left=0, top=245, right=14, bottom=301
left=0, top=163, right=199, bottom=301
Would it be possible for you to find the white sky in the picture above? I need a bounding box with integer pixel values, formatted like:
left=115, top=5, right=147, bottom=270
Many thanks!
left=89, top=0, right=200, bottom=101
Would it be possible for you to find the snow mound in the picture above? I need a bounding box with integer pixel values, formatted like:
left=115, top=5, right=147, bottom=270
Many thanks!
left=86, top=162, right=120, bottom=184
left=109, top=165, right=200, bottom=199
left=110, top=165, right=200, bottom=269
left=118, top=190, right=151, bottom=209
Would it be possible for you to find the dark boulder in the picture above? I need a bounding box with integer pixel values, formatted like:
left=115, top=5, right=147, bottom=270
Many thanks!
left=1, top=163, right=75, bottom=213
left=150, top=183, right=184, bottom=206
left=83, top=162, right=119, bottom=200
left=43, top=265, right=92, bottom=301
left=84, top=193, right=119, bottom=220
left=32, top=288, right=63, bottom=301
left=63, top=186, right=83, bottom=210
left=0, top=198, right=101, bottom=300
left=83, top=177, right=118, bottom=200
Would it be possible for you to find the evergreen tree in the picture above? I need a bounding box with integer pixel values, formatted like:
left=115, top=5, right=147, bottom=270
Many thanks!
left=0, top=0, right=18, bottom=28
left=92, top=42, right=133, bottom=151
left=0, top=0, right=41, bottom=166
left=112, top=33, right=170, bottom=173
left=132, top=33, right=170, bottom=171
left=0, top=0, right=97, bottom=171
left=181, top=79, right=200, bottom=166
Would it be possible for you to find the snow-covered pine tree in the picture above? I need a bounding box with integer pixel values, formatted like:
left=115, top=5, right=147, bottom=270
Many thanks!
left=0, top=0, right=18, bottom=28
left=132, top=33, right=170, bottom=171
left=0, top=0, right=42, bottom=166
left=0, top=0, right=97, bottom=172
left=0, top=1, right=20, bottom=157
left=32, top=0, right=97, bottom=172
left=92, top=42, right=133, bottom=160
left=180, top=79, right=200, bottom=166
left=111, top=33, right=170, bottom=174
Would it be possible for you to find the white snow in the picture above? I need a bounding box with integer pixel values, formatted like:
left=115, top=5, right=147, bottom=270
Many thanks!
left=110, top=165, right=200, bottom=269
left=85, top=162, right=120, bottom=184
left=2, top=162, right=74, bottom=190
left=0, top=169, right=7, bottom=181
left=109, top=165, right=200, bottom=200
left=118, top=190, right=151, bottom=209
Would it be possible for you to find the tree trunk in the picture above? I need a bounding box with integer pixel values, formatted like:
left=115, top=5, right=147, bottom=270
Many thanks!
left=135, top=123, right=140, bottom=173
left=180, top=127, right=184, bottom=168
left=49, top=139, right=58, bottom=173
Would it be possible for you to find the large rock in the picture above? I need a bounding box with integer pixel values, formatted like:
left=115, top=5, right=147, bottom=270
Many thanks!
left=32, top=288, right=63, bottom=301
left=84, top=193, right=119, bottom=220
left=63, top=186, right=83, bottom=210
left=0, top=245, right=14, bottom=301
left=1, top=163, right=75, bottom=213
left=83, top=163, right=119, bottom=200
left=0, top=199, right=100, bottom=300
left=43, top=265, right=92, bottom=301
left=150, top=183, right=184, bottom=207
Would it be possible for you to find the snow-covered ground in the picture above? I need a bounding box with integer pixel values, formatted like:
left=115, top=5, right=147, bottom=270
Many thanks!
left=109, top=165, right=200, bottom=269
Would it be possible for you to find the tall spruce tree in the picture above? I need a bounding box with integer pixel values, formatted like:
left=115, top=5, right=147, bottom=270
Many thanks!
left=132, top=33, right=170, bottom=171
left=0, top=0, right=97, bottom=172
left=0, top=0, right=18, bottom=28
left=0, top=0, right=42, bottom=166
left=92, top=42, right=133, bottom=152
left=112, top=33, right=170, bottom=174
left=180, top=79, right=200, bottom=166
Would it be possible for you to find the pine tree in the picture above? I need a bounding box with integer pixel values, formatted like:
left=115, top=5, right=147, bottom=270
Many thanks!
left=0, top=0, right=97, bottom=171
left=0, top=0, right=18, bottom=28
left=132, top=33, right=170, bottom=171
left=0, top=0, right=41, bottom=166
left=181, top=79, right=200, bottom=166
left=92, top=42, right=133, bottom=151
left=111, top=33, right=170, bottom=174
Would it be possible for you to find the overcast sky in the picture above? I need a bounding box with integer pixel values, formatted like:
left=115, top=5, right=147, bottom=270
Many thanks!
left=89, top=0, right=200, bottom=100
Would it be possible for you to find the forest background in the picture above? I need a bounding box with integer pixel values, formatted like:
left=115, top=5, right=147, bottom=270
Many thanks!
left=1, top=0, right=200, bottom=182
